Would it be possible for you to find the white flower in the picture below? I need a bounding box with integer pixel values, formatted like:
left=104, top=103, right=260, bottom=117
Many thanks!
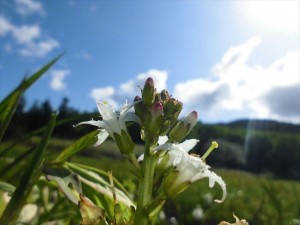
left=159, top=139, right=227, bottom=203
left=76, top=101, right=140, bottom=147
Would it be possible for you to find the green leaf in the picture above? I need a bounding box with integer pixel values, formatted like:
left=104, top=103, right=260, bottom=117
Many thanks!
left=43, top=166, right=82, bottom=205
left=0, top=113, right=57, bottom=225
left=0, top=147, right=34, bottom=179
left=0, top=181, right=16, bottom=194
left=0, top=53, right=63, bottom=143
left=54, top=130, right=98, bottom=163
left=0, top=83, right=24, bottom=142
left=66, top=162, right=135, bottom=208
left=0, top=114, right=91, bottom=157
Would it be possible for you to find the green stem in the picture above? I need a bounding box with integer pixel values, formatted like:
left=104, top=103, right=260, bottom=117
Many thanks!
left=133, top=142, right=156, bottom=225
left=129, top=152, right=141, bottom=170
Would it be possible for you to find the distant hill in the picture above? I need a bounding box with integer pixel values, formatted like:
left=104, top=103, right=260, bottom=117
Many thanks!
left=217, top=119, right=300, bottom=134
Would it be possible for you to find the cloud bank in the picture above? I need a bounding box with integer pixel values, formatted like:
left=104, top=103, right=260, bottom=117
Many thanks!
left=50, top=69, right=70, bottom=91
left=0, top=1, right=58, bottom=58
left=90, top=69, right=168, bottom=108
left=15, top=0, right=46, bottom=16
left=89, top=37, right=299, bottom=123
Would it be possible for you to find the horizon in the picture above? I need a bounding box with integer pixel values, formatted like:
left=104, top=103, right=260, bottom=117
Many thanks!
left=1, top=0, right=299, bottom=124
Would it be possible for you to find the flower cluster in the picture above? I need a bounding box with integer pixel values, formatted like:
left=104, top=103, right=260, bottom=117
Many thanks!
left=76, top=77, right=227, bottom=224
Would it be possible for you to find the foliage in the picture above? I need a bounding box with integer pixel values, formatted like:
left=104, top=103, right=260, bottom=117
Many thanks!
left=1, top=56, right=300, bottom=225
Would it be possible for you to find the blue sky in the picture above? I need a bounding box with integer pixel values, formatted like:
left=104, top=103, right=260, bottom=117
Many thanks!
left=0, top=0, right=299, bottom=123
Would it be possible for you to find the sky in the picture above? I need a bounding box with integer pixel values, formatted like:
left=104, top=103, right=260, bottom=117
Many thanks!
left=0, top=0, right=299, bottom=123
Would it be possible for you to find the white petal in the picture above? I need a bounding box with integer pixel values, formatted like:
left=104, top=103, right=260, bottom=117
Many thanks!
left=208, top=171, right=227, bottom=203
left=94, top=129, right=109, bottom=146
left=75, top=120, right=104, bottom=128
left=96, top=101, right=116, bottom=121
left=158, top=136, right=168, bottom=145
left=194, top=169, right=227, bottom=203
left=138, top=154, right=144, bottom=162
left=123, top=113, right=141, bottom=125
left=178, top=139, right=199, bottom=153
left=120, top=101, right=133, bottom=113
left=155, top=143, right=175, bottom=151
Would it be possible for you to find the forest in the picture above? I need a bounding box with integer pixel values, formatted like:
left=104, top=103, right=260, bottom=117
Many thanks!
left=5, top=96, right=300, bottom=180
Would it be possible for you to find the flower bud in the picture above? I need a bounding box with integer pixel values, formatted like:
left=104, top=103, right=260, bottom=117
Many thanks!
left=163, top=98, right=183, bottom=126
left=113, top=130, right=135, bottom=155
left=160, top=89, right=170, bottom=101
left=134, top=95, right=147, bottom=122
left=142, top=77, right=155, bottom=106
left=169, top=111, right=198, bottom=142
left=144, top=102, right=164, bottom=134
left=159, top=120, right=171, bottom=136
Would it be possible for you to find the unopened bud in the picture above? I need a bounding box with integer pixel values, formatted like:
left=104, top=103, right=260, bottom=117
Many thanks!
left=134, top=95, right=147, bottom=122
left=142, top=77, right=155, bottom=106
left=163, top=98, right=183, bottom=126
left=151, top=102, right=163, bottom=118
left=113, top=130, right=135, bottom=155
left=169, top=111, right=198, bottom=142
left=144, top=102, right=164, bottom=134
left=159, top=120, right=171, bottom=136
left=160, top=90, right=170, bottom=101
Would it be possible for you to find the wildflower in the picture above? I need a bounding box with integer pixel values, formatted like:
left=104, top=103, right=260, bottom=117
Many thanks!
left=76, top=101, right=140, bottom=154
left=158, top=139, right=226, bottom=202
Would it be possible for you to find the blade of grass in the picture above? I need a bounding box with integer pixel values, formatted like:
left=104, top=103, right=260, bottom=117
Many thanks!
left=0, top=147, right=34, bottom=179
left=0, top=53, right=63, bottom=143
left=0, top=84, right=24, bottom=142
left=0, top=54, right=63, bottom=113
left=66, top=162, right=130, bottom=196
left=0, top=113, right=93, bottom=157
left=0, top=113, right=57, bottom=225
left=0, top=181, right=16, bottom=193
left=53, top=130, right=98, bottom=163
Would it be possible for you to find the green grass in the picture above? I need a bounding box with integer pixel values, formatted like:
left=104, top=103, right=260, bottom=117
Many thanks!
left=1, top=137, right=300, bottom=225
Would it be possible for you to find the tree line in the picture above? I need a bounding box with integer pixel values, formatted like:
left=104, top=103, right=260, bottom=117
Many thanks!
left=4, top=97, right=300, bottom=180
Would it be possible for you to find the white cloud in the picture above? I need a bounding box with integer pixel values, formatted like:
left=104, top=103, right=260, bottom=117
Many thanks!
left=0, top=16, right=59, bottom=57
left=90, top=86, right=117, bottom=107
left=239, top=1, right=299, bottom=33
left=87, top=38, right=299, bottom=123
left=89, top=69, right=168, bottom=107
left=50, top=69, right=70, bottom=91
left=0, top=16, right=13, bottom=36
left=19, top=38, right=59, bottom=57
left=15, top=0, right=45, bottom=16
left=173, top=37, right=300, bottom=123
left=12, top=24, right=41, bottom=44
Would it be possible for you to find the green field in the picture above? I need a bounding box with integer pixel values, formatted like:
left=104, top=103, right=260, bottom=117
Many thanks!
left=1, top=137, right=300, bottom=225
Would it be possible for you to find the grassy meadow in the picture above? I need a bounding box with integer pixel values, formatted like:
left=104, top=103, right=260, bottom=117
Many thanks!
left=1, top=136, right=299, bottom=225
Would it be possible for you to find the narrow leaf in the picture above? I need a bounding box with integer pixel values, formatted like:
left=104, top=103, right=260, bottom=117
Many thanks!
left=0, top=181, right=16, bottom=193
left=43, top=166, right=82, bottom=205
left=54, top=130, right=98, bottom=163
left=0, top=113, right=57, bottom=225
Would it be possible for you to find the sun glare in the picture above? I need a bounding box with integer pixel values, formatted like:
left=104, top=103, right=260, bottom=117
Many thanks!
left=240, top=1, right=299, bottom=33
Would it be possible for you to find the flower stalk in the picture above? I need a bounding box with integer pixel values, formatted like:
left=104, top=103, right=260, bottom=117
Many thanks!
left=133, top=142, right=157, bottom=225
left=75, top=76, right=228, bottom=225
